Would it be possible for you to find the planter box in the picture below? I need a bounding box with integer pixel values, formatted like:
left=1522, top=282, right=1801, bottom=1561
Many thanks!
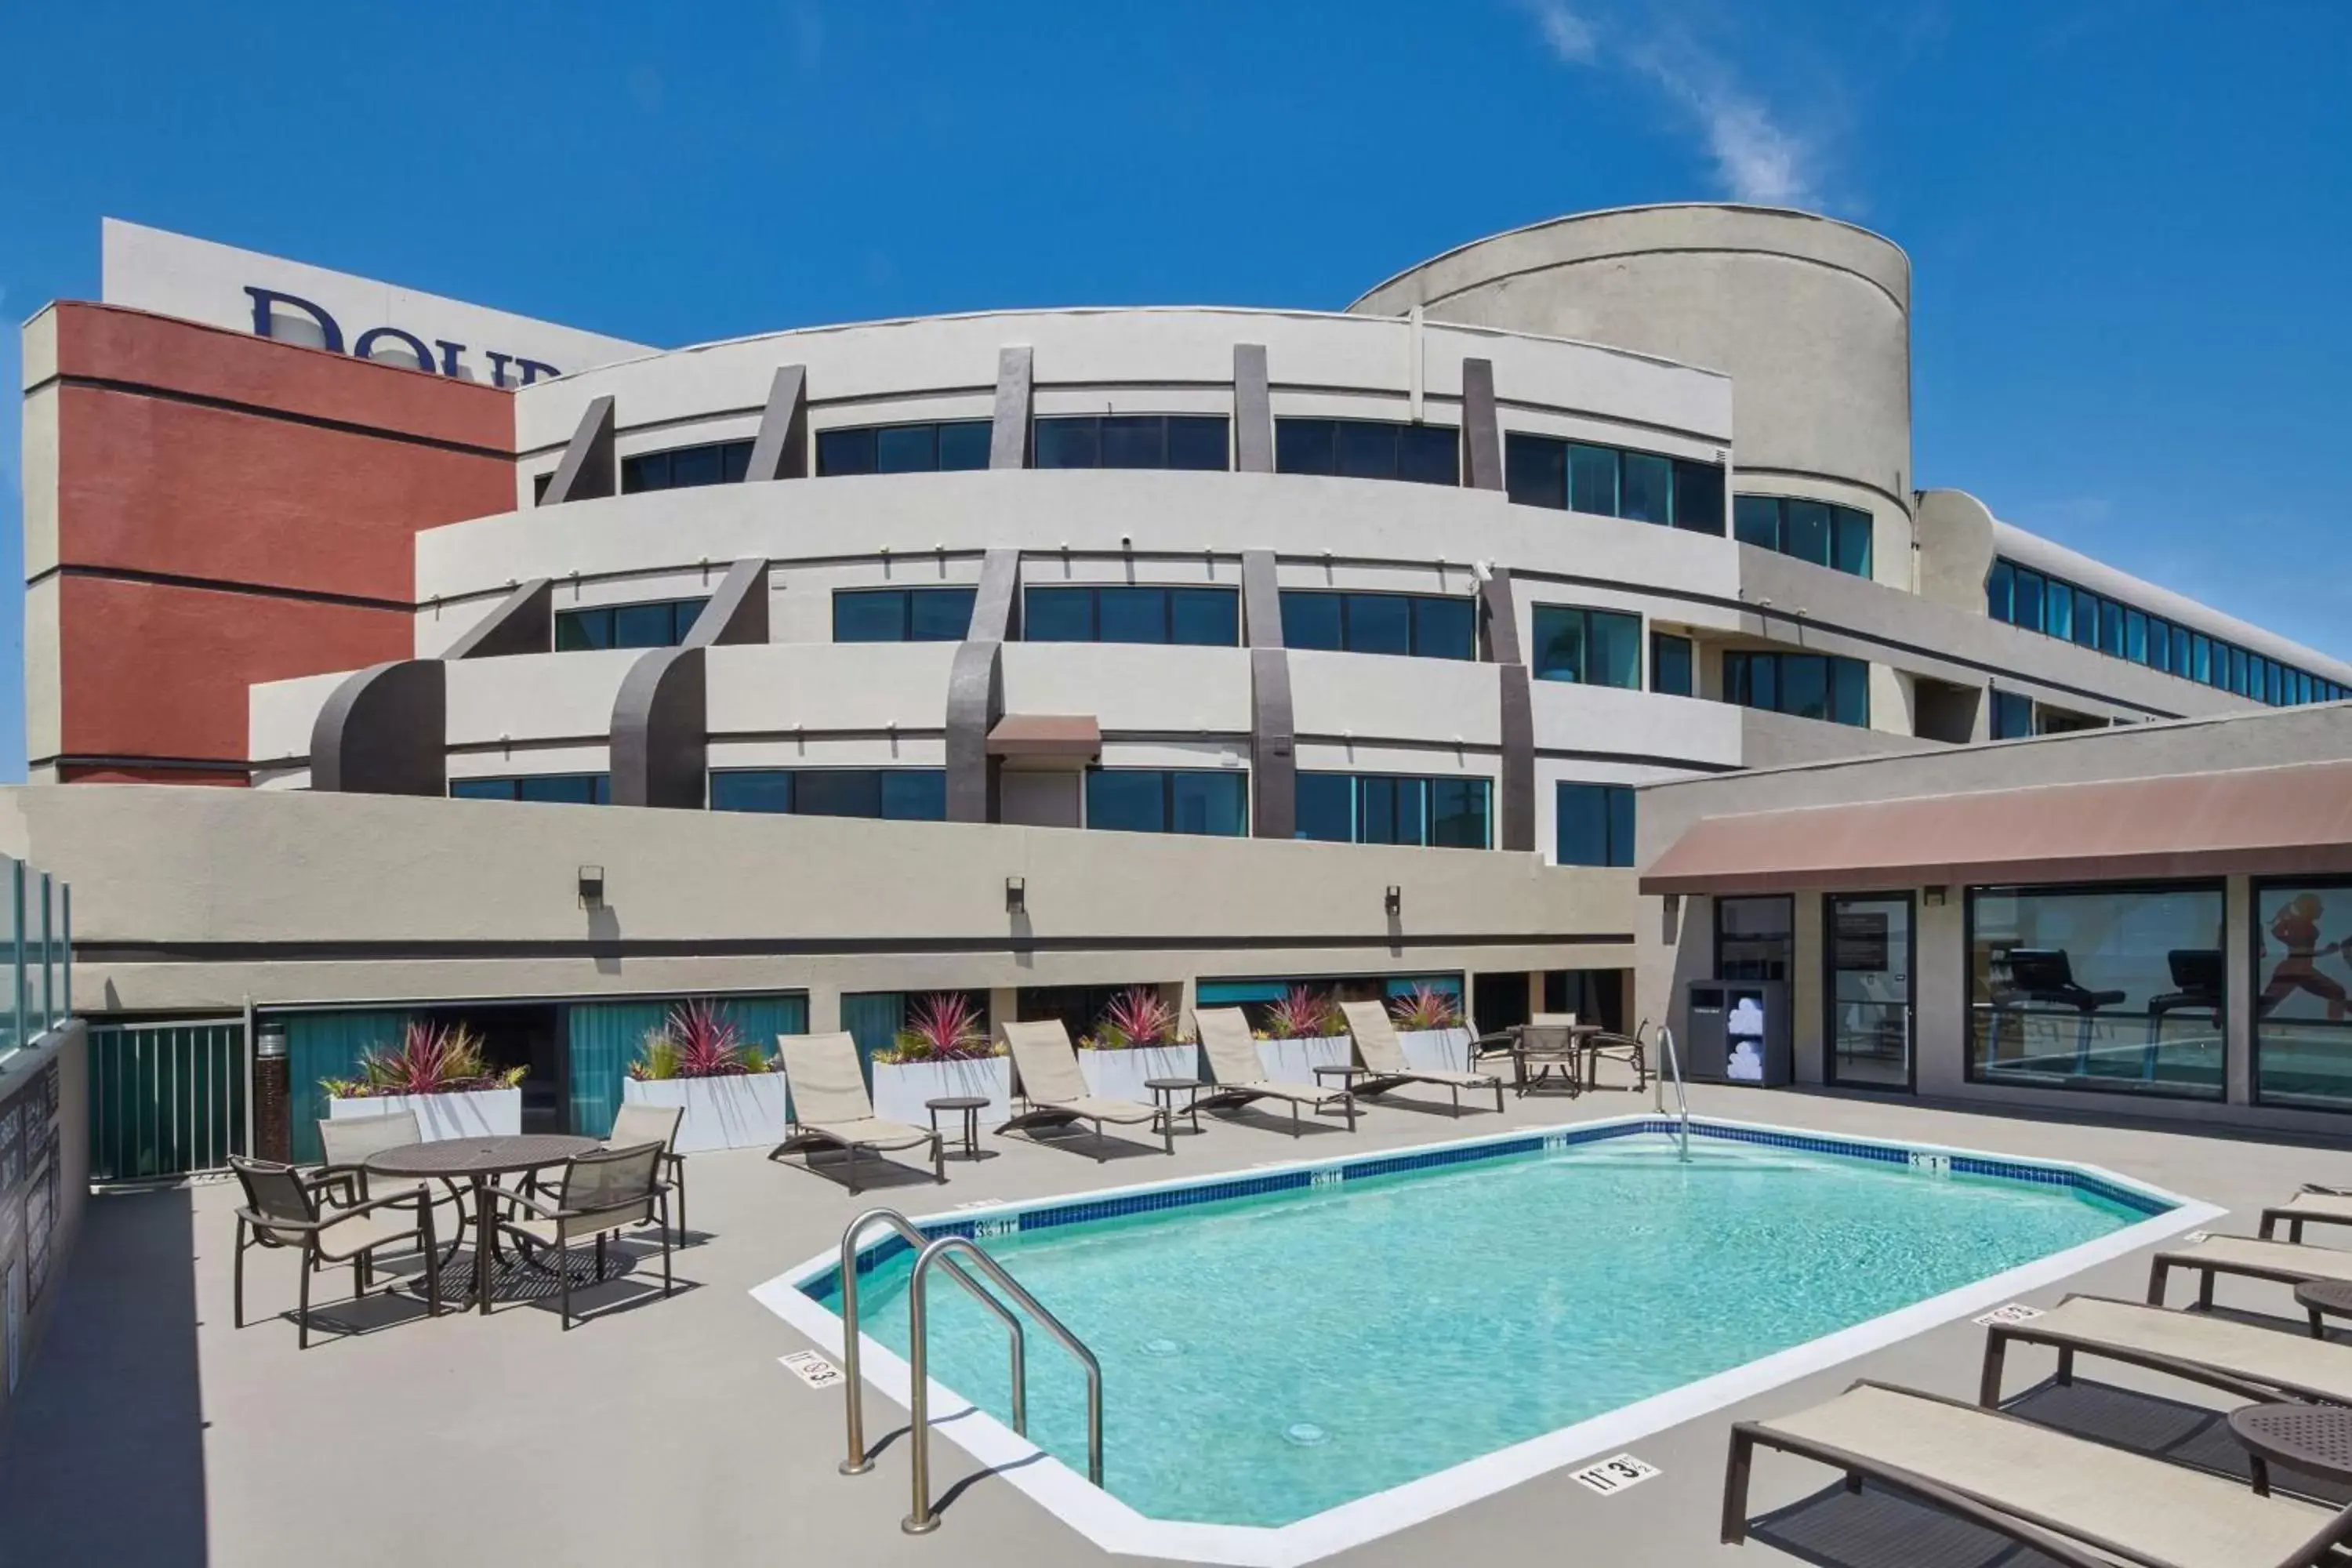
left=1077, top=1044, right=1203, bottom=1102
left=870, top=1056, right=1014, bottom=1130
left=1400, top=1026, right=1475, bottom=1075
left=1255, top=1035, right=1350, bottom=1082
left=622, top=1073, right=793, bottom=1153
left=326, top=1087, right=521, bottom=1142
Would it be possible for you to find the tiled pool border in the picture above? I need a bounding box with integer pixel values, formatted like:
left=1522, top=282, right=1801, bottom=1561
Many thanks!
left=750, top=1113, right=2224, bottom=1568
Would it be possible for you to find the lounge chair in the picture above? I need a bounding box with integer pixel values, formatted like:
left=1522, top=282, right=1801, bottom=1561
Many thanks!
left=998, top=1020, right=1171, bottom=1159
left=2148, top=1234, right=2352, bottom=1310
left=1192, top=1007, right=1356, bottom=1135
left=2262, top=1186, right=2352, bottom=1245
left=1722, top=1379, right=2352, bottom=1568
left=1980, top=1292, right=2352, bottom=1409
left=1334, top=1000, right=1502, bottom=1116
left=771, top=1032, right=945, bottom=1194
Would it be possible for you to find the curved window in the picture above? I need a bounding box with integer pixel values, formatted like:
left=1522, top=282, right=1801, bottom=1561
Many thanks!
left=1022, top=586, right=1238, bottom=646
left=1279, top=590, right=1473, bottom=660
left=1084, top=769, right=1247, bottom=837
left=1296, top=774, right=1490, bottom=849
left=832, top=587, right=976, bottom=643
left=1034, top=416, right=1229, bottom=471
left=817, top=419, right=991, bottom=476
left=620, top=440, right=753, bottom=493
left=451, top=775, right=611, bottom=805
left=554, top=598, right=709, bottom=651
left=1505, top=434, right=1724, bottom=535
left=1531, top=605, right=1641, bottom=688
left=1733, top=495, right=1873, bottom=578
left=1724, top=651, right=1870, bottom=728
left=1276, top=419, right=1457, bottom=485
left=709, top=768, right=946, bottom=820
left=1555, top=783, right=1635, bottom=868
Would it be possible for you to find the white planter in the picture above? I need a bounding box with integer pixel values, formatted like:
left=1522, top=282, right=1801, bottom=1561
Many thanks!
left=870, top=1056, right=1015, bottom=1130
left=622, top=1073, right=793, bottom=1153
left=1400, top=1026, right=1475, bottom=1074
left=326, top=1087, right=521, bottom=1141
left=1077, top=1044, right=1202, bottom=1102
left=1255, top=1035, right=1350, bottom=1081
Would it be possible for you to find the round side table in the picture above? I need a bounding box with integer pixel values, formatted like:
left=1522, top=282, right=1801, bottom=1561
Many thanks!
left=2230, top=1402, right=2352, bottom=1496
left=926, top=1096, right=989, bottom=1160
left=2295, top=1277, right=2352, bottom=1338
left=1144, top=1077, right=1206, bottom=1136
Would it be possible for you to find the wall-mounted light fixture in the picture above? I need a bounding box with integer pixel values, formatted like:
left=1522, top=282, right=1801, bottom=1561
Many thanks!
left=256, top=1020, right=288, bottom=1060
left=1384, top=885, right=1402, bottom=917
left=1005, top=876, right=1027, bottom=916
left=579, top=865, right=606, bottom=910
left=1924, top=885, right=1947, bottom=907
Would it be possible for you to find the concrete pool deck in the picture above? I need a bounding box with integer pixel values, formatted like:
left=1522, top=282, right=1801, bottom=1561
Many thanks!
left=9, top=1080, right=2352, bottom=1567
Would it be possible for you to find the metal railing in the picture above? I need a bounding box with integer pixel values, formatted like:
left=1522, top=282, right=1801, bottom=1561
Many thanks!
left=831, top=1208, right=1104, bottom=1537
left=1657, top=1023, right=1692, bottom=1163
left=88, top=1018, right=248, bottom=1183
left=835, top=1209, right=1027, bottom=1475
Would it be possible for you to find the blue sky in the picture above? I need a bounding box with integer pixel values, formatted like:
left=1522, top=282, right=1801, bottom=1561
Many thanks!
left=1, top=1, right=2346, bottom=779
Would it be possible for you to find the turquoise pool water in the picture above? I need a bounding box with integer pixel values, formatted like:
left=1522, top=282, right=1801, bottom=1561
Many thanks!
left=821, top=1134, right=2149, bottom=1527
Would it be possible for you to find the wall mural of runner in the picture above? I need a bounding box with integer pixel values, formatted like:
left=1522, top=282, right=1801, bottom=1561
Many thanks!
left=2256, top=883, right=2352, bottom=1107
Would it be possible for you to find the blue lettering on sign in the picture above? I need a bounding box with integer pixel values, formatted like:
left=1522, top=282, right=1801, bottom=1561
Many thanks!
left=241, top=285, right=558, bottom=387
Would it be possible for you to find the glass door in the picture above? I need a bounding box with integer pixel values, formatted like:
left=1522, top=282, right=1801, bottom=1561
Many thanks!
left=1827, top=894, right=1913, bottom=1089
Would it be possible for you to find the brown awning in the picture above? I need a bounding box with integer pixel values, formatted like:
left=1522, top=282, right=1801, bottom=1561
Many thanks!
left=1641, top=759, right=2352, bottom=895
left=986, top=713, right=1100, bottom=764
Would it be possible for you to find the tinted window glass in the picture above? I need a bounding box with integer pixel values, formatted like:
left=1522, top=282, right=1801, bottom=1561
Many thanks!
left=1167, top=416, right=1230, bottom=471
left=1096, top=416, right=1159, bottom=469
left=832, top=590, right=907, bottom=643
left=1025, top=587, right=1094, bottom=641
left=1505, top=434, right=1566, bottom=509
left=1346, top=594, right=1412, bottom=656
left=1780, top=654, right=1830, bottom=720
left=1650, top=632, right=1693, bottom=696
left=1429, top=779, right=1489, bottom=848
left=1831, top=506, right=1872, bottom=576
left=1334, top=420, right=1395, bottom=479
left=2074, top=596, right=2100, bottom=648
left=2125, top=608, right=2149, bottom=664
left=620, top=440, right=754, bottom=493
left=554, top=610, right=611, bottom=651
left=1671, top=460, right=1725, bottom=534
left=1397, top=425, right=1461, bottom=486
left=1295, top=774, right=1354, bottom=842
left=880, top=771, right=947, bottom=821
left=1097, top=586, right=1169, bottom=644
left=906, top=586, right=977, bottom=641
left=2101, top=600, right=2126, bottom=657
left=1033, top=417, right=1098, bottom=469
left=1568, top=445, right=1620, bottom=517
left=2044, top=580, right=2073, bottom=641
left=2010, top=568, right=2043, bottom=634
left=451, top=778, right=514, bottom=800
left=1588, top=611, right=1641, bottom=688
left=1356, top=775, right=1413, bottom=844
left=1412, top=596, right=1475, bottom=659
left=1533, top=606, right=1587, bottom=683
left=557, top=598, right=709, bottom=652
left=1169, top=771, right=1247, bottom=836
left=1986, top=560, right=2013, bottom=622
left=874, top=424, right=937, bottom=474
left=1168, top=587, right=1240, bottom=646
left=710, top=771, right=794, bottom=813
left=1734, top=495, right=1780, bottom=550
left=938, top=420, right=992, bottom=470
left=1619, top=452, right=1672, bottom=524
left=1274, top=419, right=1335, bottom=475
left=1085, top=771, right=1166, bottom=833
left=514, top=775, right=611, bottom=805
left=1784, top=501, right=1832, bottom=567
left=1279, top=591, right=1344, bottom=651
left=1991, top=691, right=2034, bottom=739
left=795, top=771, right=884, bottom=818
left=816, top=428, right=877, bottom=476
left=1556, top=783, right=1633, bottom=867
left=1831, top=657, right=1870, bottom=727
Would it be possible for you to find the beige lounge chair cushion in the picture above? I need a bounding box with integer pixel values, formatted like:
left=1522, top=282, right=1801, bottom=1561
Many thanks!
left=1028, top=1094, right=1160, bottom=1125
left=794, top=1116, right=936, bottom=1152
left=779, top=1032, right=880, bottom=1127
left=1338, top=1000, right=1497, bottom=1090
left=2162, top=1234, right=2352, bottom=1285
left=1756, top=1383, right=2330, bottom=1568
left=1194, top=1008, right=1349, bottom=1103
left=2028, top=1295, right=2352, bottom=1403
left=1001, top=1020, right=1160, bottom=1123
left=2274, top=1189, right=2352, bottom=1225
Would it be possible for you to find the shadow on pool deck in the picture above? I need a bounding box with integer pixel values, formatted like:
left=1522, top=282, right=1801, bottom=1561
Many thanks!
left=0, top=1186, right=209, bottom=1568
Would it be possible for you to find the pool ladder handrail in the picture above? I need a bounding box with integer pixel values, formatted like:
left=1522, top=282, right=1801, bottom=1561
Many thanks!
left=835, top=1208, right=1029, bottom=1475
left=830, top=1208, right=1105, bottom=1537
left=1657, top=1022, right=1693, bottom=1162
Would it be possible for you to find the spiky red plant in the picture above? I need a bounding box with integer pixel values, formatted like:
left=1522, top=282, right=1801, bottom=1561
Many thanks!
left=667, top=998, right=757, bottom=1077
left=1261, top=985, right=1341, bottom=1040
left=1388, top=984, right=1463, bottom=1031
left=328, top=1020, right=517, bottom=1098
left=892, top=993, right=992, bottom=1062
left=1094, top=986, right=1178, bottom=1049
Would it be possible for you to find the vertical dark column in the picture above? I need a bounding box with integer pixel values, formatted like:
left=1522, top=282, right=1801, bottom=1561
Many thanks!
left=541, top=395, right=617, bottom=504
left=989, top=347, right=1033, bottom=470
left=253, top=1055, right=290, bottom=1163
left=1241, top=550, right=1295, bottom=840
left=1480, top=568, right=1536, bottom=852
left=682, top=559, right=771, bottom=647
left=967, top=547, right=1021, bottom=642
left=1233, top=343, right=1273, bottom=474
left=745, top=365, right=810, bottom=481
left=609, top=648, right=707, bottom=808
left=445, top=579, right=554, bottom=659
left=310, top=660, right=447, bottom=796
left=946, top=549, right=1019, bottom=822
left=1461, top=358, right=1504, bottom=492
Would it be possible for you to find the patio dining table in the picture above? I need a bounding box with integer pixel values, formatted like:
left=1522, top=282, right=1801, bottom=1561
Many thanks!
left=364, top=1134, right=599, bottom=1316
left=1503, top=1022, right=1602, bottom=1096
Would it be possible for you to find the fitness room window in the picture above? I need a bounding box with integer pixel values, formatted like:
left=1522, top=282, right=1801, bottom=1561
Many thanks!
left=2254, top=880, right=2352, bottom=1111
left=1826, top=895, right=1913, bottom=1089
left=1715, top=896, right=1794, bottom=982
left=1967, top=883, right=2226, bottom=1099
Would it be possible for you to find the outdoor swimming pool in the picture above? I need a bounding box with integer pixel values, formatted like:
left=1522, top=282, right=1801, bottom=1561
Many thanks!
left=764, top=1119, right=2202, bottom=1560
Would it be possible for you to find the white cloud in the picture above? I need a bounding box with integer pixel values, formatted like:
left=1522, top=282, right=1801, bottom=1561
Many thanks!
left=1524, top=0, right=1598, bottom=64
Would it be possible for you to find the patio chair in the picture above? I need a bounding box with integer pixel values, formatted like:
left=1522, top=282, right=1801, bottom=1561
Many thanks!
left=1192, top=1007, right=1357, bottom=1136
left=230, top=1154, right=442, bottom=1350
left=1722, top=1379, right=2352, bottom=1568
left=492, top=1142, right=673, bottom=1331
left=315, top=1108, right=466, bottom=1266
left=771, top=1031, right=945, bottom=1193
left=1514, top=1014, right=1584, bottom=1096
left=998, top=1020, right=1171, bottom=1158
left=1980, top=1292, right=2352, bottom=1409
left=1583, top=1017, right=1649, bottom=1093
left=2147, top=1233, right=2352, bottom=1311
left=607, top=1102, right=688, bottom=1242
left=1334, top=1000, right=1502, bottom=1116
left=2261, top=1186, right=2352, bottom=1245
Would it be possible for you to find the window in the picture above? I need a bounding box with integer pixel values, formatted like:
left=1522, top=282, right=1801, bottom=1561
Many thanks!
left=450, top=775, right=612, bottom=804
left=708, top=768, right=947, bottom=820
left=1968, top=883, right=2225, bottom=1098
left=1530, top=606, right=1641, bottom=688
left=1295, top=775, right=1490, bottom=849
left=620, top=440, right=753, bottom=493
left=1033, top=415, right=1229, bottom=471
left=1990, top=690, right=2034, bottom=739
left=1083, top=769, right=1247, bottom=837
left=2255, top=880, right=2352, bottom=1110
left=1276, top=418, right=1457, bottom=485
left=1732, top=495, right=1873, bottom=578
left=1715, top=895, right=1793, bottom=981
left=1278, top=590, right=1475, bottom=660
left=554, top=598, right=710, bottom=651
left=1555, top=782, right=1635, bottom=868
left=815, top=419, right=991, bottom=476
left=1650, top=632, right=1693, bottom=697
left=1022, top=585, right=1240, bottom=646
left=1504, top=434, right=1726, bottom=535
left=1723, top=651, right=1871, bottom=727
left=1827, top=894, right=1913, bottom=1089
left=831, top=586, right=978, bottom=643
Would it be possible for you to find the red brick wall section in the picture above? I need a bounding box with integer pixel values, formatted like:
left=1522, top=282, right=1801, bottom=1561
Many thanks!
left=38, top=303, right=516, bottom=782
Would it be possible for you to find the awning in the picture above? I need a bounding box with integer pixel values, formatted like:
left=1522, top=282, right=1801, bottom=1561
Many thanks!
left=1640, top=759, right=2352, bottom=895
left=986, top=713, right=1100, bottom=766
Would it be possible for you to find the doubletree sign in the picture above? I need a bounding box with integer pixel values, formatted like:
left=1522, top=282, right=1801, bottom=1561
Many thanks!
left=244, top=285, right=561, bottom=387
